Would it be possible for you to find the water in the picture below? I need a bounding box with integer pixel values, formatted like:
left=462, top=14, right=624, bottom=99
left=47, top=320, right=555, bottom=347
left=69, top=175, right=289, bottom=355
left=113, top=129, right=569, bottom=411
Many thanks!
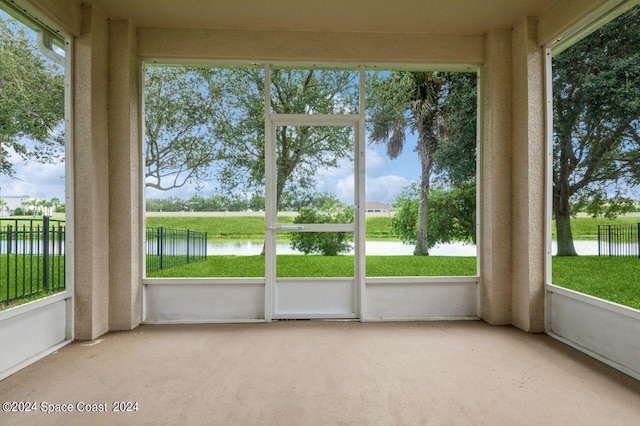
left=208, top=241, right=473, bottom=256
left=205, top=240, right=605, bottom=256
left=0, top=239, right=605, bottom=256
left=0, top=240, right=65, bottom=255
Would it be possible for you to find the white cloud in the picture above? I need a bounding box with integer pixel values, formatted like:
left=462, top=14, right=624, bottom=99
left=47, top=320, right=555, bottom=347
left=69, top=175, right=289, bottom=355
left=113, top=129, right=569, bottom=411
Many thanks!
left=364, top=148, right=387, bottom=177
left=0, top=157, right=66, bottom=200
left=365, top=175, right=411, bottom=205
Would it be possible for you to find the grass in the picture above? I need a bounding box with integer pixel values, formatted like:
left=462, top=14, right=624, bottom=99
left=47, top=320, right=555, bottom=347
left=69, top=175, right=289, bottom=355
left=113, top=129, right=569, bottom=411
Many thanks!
left=551, top=216, right=639, bottom=240
left=145, top=215, right=398, bottom=241
left=0, top=255, right=66, bottom=309
left=552, top=256, right=640, bottom=310
left=145, top=216, right=278, bottom=241
left=147, top=255, right=478, bottom=278
left=146, top=214, right=639, bottom=242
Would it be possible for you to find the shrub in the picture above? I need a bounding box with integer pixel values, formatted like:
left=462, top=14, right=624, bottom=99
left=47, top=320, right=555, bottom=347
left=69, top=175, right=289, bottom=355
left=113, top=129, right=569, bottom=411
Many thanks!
left=290, top=202, right=354, bottom=256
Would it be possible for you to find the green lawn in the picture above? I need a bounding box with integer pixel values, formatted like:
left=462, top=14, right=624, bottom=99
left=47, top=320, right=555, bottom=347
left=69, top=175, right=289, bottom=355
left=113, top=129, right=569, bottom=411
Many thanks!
left=551, top=216, right=639, bottom=240
left=147, top=255, right=478, bottom=278
left=145, top=214, right=638, bottom=242
left=3, top=215, right=639, bottom=312
left=0, top=255, right=66, bottom=309
left=145, top=215, right=398, bottom=241
left=552, top=256, right=640, bottom=310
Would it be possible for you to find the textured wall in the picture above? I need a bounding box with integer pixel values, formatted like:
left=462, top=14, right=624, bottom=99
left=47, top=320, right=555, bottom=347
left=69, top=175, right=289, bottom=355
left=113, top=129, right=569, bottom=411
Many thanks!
left=479, top=29, right=513, bottom=325
left=511, top=17, right=546, bottom=332
left=73, top=4, right=110, bottom=340
left=138, top=28, right=485, bottom=65
left=108, top=20, right=142, bottom=331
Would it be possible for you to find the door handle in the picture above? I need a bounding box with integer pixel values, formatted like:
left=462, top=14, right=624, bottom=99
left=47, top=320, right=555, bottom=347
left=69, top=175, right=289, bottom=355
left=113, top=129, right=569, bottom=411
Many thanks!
left=267, top=225, right=307, bottom=231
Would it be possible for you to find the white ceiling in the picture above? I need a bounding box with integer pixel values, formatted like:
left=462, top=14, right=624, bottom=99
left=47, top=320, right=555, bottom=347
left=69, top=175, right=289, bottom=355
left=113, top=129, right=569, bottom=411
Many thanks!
left=82, top=0, right=555, bottom=34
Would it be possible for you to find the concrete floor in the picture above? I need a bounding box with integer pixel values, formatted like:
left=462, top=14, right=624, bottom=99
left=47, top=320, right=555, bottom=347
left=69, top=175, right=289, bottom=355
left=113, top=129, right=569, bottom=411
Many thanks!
left=1, top=321, right=639, bottom=425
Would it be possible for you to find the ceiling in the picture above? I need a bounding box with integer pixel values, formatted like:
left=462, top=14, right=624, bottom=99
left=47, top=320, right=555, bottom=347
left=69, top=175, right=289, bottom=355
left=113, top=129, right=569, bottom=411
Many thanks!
left=81, top=0, right=556, bottom=34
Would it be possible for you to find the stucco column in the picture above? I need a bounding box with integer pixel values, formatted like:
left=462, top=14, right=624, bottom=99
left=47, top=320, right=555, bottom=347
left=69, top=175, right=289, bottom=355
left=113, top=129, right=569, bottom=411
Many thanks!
left=511, top=17, right=545, bottom=332
left=73, top=4, right=110, bottom=340
left=108, top=20, right=142, bottom=330
left=479, top=29, right=513, bottom=325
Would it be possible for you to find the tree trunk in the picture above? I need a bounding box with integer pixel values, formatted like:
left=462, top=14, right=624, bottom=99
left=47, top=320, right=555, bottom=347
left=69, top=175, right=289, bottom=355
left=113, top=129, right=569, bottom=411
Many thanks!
left=414, top=156, right=432, bottom=256
left=554, top=180, right=578, bottom=256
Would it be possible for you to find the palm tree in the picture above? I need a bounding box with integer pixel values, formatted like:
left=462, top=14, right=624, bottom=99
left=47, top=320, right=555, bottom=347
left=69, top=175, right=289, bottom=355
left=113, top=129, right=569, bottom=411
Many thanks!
left=368, top=71, right=445, bottom=255
left=50, top=197, right=60, bottom=212
left=43, top=201, right=53, bottom=216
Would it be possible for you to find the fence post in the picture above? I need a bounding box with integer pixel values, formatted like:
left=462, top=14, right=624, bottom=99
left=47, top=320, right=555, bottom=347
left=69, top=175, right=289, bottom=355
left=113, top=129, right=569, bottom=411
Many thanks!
left=157, top=227, right=164, bottom=270
left=43, top=216, right=50, bottom=291
left=637, top=223, right=640, bottom=259
left=186, top=229, right=191, bottom=264
left=5, top=225, right=11, bottom=301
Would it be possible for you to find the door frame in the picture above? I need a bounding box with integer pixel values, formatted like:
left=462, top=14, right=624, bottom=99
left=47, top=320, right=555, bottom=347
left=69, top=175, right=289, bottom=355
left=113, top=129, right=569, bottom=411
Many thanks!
left=263, top=65, right=366, bottom=320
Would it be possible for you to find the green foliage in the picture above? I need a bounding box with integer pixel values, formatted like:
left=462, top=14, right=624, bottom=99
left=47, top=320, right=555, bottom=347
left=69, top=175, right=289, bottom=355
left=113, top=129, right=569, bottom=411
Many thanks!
left=0, top=15, right=65, bottom=177
left=435, top=72, right=478, bottom=186
left=199, top=67, right=357, bottom=209
left=552, top=5, right=640, bottom=254
left=390, top=185, right=419, bottom=245
left=573, top=191, right=635, bottom=219
left=366, top=70, right=477, bottom=254
left=279, top=191, right=342, bottom=212
left=390, top=182, right=476, bottom=248
left=290, top=202, right=354, bottom=255
left=145, top=191, right=341, bottom=213
left=144, top=66, right=219, bottom=190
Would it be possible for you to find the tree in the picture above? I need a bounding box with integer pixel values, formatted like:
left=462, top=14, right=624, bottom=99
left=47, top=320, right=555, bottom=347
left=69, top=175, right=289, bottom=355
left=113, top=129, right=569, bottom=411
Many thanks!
left=290, top=201, right=354, bottom=256
left=144, top=66, right=220, bottom=191
left=390, top=182, right=475, bottom=249
left=367, top=71, right=477, bottom=255
left=553, top=5, right=640, bottom=255
left=201, top=67, right=357, bottom=211
left=50, top=197, right=61, bottom=212
left=0, top=198, right=6, bottom=216
left=433, top=73, right=478, bottom=187
left=367, top=72, right=445, bottom=255
left=0, top=15, right=64, bottom=177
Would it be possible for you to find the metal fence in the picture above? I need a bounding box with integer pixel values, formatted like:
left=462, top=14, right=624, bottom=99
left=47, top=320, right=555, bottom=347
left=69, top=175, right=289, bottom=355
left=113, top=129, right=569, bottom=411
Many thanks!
left=145, top=227, right=207, bottom=273
left=597, top=223, right=640, bottom=257
left=0, top=216, right=66, bottom=305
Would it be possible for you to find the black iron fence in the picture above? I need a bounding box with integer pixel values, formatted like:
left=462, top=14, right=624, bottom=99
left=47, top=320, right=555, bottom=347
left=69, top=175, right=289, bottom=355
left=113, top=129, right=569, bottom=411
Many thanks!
left=145, top=227, right=207, bottom=273
left=597, top=223, right=640, bottom=257
left=0, top=216, right=66, bottom=305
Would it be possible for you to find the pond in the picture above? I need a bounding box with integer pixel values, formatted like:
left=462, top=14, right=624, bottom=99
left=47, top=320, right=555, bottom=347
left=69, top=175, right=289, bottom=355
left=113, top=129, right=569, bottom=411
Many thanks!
left=0, top=239, right=605, bottom=256
left=205, top=240, right=603, bottom=256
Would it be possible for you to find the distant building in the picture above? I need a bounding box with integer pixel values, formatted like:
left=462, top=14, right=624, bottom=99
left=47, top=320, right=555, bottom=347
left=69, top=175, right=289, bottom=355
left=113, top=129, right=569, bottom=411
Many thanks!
left=365, top=201, right=393, bottom=213
left=1, top=196, right=32, bottom=215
